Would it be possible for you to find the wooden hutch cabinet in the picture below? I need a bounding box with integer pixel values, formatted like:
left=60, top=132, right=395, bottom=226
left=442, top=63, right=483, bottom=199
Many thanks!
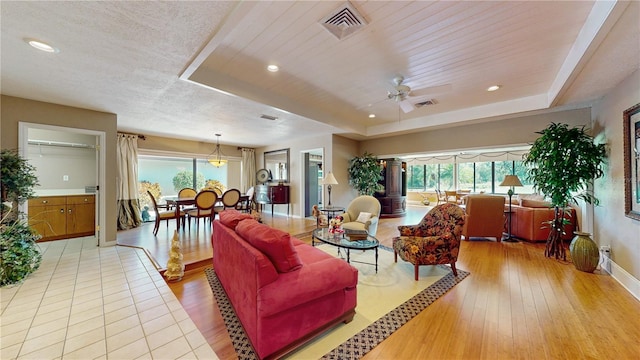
left=375, top=159, right=407, bottom=217
left=28, top=194, right=95, bottom=241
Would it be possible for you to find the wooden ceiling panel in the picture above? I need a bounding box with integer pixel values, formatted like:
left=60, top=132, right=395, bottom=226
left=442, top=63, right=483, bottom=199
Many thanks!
left=6, top=0, right=634, bottom=146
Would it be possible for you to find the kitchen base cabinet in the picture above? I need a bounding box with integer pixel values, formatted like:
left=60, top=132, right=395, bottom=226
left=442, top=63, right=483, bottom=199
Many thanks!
left=28, top=195, right=95, bottom=241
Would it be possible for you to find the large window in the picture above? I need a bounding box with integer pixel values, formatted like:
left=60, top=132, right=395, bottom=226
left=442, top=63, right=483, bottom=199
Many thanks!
left=457, top=163, right=474, bottom=190
left=406, top=158, right=533, bottom=194
left=138, top=155, right=228, bottom=208
left=407, top=164, right=448, bottom=191
left=474, top=162, right=493, bottom=193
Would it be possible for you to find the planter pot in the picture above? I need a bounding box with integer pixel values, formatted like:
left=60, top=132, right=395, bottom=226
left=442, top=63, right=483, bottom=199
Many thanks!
left=569, top=231, right=599, bottom=273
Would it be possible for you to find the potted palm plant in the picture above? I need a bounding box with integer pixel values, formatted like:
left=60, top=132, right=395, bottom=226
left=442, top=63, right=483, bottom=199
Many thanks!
left=523, top=123, right=606, bottom=261
left=348, top=152, right=383, bottom=196
left=1, top=149, right=42, bottom=286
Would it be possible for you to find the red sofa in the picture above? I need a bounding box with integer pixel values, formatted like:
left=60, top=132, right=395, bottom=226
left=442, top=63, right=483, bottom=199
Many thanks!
left=212, top=210, right=358, bottom=359
left=510, top=199, right=577, bottom=242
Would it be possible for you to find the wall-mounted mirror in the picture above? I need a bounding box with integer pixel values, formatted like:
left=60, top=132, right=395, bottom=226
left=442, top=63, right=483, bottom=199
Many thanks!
left=264, top=149, right=289, bottom=183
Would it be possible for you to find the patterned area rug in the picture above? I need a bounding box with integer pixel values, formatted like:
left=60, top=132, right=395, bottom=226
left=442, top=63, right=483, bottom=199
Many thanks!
left=205, top=247, right=469, bottom=360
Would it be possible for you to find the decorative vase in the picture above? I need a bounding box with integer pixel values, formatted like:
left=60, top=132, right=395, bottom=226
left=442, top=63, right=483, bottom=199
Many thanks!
left=569, top=231, right=599, bottom=273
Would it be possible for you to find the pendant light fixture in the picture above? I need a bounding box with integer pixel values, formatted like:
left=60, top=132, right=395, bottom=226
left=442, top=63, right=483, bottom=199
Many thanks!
left=208, top=133, right=227, bottom=167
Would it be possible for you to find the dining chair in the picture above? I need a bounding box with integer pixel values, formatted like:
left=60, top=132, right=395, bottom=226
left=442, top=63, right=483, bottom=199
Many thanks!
left=178, top=187, right=197, bottom=198
left=178, top=187, right=197, bottom=212
left=236, top=187, right=254, bottom=213
left=444, top=190, right=459, bottom=204
left=435, top=189, right=447, bottom=205
left=214, top=189, right=241, bottom=218
left=222, top=189, right=241, bottom=209
left=147, top=190, right=184, bottom=236
left=187, top=190, right=218, bottom=229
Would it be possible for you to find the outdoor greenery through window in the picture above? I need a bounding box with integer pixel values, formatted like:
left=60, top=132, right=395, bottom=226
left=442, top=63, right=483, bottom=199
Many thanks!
left=138, top=155, right=228, bottom=218
left=407, top=159, right=533, bottom=194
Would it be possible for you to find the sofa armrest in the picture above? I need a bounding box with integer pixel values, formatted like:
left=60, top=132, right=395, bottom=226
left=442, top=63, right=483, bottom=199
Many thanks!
left=258, top=257, right=358, bottom=317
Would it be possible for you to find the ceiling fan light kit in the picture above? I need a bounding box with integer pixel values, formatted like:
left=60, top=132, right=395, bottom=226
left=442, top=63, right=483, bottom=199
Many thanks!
left=384, top=75, right=450, bottom=114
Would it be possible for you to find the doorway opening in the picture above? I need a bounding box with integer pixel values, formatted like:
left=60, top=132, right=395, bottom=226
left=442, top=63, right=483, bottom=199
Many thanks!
left=18, top=122, right=106, bottom=247
left=302, top=149, right=323, bottom=217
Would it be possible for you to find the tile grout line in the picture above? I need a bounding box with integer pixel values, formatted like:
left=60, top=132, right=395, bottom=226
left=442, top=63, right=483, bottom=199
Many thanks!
left=2, top=237, right=218, bottom=360
left=16, top=239, right=72, bottom=358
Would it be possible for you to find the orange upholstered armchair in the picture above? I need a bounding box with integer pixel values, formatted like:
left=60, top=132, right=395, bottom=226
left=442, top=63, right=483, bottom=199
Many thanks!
left=392, top=203, right=465, bottom=280
left=461, top=194, right=505, bottom=242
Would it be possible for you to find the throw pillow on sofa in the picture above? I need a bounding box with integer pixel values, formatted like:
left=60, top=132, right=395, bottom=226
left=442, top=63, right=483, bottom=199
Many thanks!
left=520, top=199, right=553, bottom=208
left=236, top=219, right=303, bottom=273
left=219, top=209, right=254, bottom=229
left=356, top=212, right=372, bottom=223
left=517, top=193, right=545, bottom=205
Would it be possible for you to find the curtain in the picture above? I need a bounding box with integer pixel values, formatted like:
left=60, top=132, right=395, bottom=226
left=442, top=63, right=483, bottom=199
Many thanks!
left=117, top=133, right=142, bottom=230
left=241, top=148, right=256, bottom=193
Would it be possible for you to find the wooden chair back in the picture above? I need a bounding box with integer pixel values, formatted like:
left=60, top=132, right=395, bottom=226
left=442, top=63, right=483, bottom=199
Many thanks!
left=147, top=190, right=161, bottom=212
left=222, top=189, right=241, bottom=208
left=195, top=190, right=218, bottom=211
left=178, top=188, right=197, bottom=198
left=444, top=190, right=459, bottom=204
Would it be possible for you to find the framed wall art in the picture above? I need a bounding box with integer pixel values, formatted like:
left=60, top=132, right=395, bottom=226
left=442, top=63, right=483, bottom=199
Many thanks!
left=623, top=102, right=640, bottom=220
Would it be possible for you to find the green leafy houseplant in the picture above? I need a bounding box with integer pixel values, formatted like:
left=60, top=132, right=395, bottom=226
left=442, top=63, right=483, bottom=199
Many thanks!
left=348, top=152, right=383, bottom=196
left=0, top=149, right=42, bottom=286
left=523, top=123, right=606, bottom=260
left=1, top=215, right=42, bottom=286
left=1, top=149, right=39, bottom=221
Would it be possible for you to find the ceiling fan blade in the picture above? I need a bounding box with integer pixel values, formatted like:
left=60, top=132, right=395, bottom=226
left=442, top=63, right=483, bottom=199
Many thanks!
left=357, top=96, right=389, bottom=110
left=409, top=83, right=452, bottom=97
left=399, top=99, right=415, bottom=113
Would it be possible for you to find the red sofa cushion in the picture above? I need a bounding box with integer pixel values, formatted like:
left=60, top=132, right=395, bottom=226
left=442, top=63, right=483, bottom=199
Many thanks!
left=236, top=219, right=303, bottom=273
left=219, top=209, right=253, bottom=229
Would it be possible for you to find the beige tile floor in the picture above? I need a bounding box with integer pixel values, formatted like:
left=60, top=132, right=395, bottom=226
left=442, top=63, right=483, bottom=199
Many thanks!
left=0, top=237, right=219, bottom=360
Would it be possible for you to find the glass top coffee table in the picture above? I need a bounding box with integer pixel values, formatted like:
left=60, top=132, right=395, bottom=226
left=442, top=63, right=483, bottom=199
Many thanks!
left=312, top=228, right=379, bottom=273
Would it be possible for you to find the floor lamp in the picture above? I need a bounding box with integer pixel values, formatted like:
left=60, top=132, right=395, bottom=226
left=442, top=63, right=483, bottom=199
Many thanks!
left=322, top=172, right=338, bottom=207
left=500, top=174, right=523, bottom=242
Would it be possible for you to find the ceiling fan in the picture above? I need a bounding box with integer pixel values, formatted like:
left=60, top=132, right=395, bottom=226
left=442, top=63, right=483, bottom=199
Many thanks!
left=386, top=75, right=451, bottom=113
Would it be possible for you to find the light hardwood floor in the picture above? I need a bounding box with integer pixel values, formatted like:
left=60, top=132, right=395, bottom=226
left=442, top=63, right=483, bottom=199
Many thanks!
left=118, top=207, right=640, bottom=359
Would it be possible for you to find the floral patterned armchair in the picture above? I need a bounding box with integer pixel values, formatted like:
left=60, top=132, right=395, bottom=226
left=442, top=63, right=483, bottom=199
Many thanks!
left=392, top=203, right=465, bottom=280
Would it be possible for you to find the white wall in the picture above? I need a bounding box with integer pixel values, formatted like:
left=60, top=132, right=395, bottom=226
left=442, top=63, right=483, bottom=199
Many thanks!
left=257, top=133, right=334, bottom=217
left=359, top=107, right=591, bottom=157
left=28, top=129, right=97, bottom=193
left=2, top=96, right=117, bottom=245
left=592, top=69, right=640, bottom=298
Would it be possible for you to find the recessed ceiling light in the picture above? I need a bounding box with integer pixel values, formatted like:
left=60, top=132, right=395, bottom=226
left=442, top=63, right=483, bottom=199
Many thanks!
left=487, top=85, right=501, bottom=92
left=26, top=39, right=59, bottom=53
left=368, top=114, right=376, bottom=118
left=267, top=64, right=279, bottom=72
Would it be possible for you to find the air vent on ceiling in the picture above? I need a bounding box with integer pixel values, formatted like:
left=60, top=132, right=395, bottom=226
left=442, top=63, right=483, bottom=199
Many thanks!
left=260, top=114, right=278, bottom=121
left=415, top=99, right=438, bottom=107
left=320, top=2, right=368, bottom=40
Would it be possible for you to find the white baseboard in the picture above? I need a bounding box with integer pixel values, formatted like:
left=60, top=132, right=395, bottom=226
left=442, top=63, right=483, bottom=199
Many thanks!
left=602, top=256, right=640, bottom=301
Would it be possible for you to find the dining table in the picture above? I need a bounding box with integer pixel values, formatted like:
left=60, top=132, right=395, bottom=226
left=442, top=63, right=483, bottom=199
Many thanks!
left=166, top=197, right=195, bottom=230
left=167, top=193, right=251, bottom=230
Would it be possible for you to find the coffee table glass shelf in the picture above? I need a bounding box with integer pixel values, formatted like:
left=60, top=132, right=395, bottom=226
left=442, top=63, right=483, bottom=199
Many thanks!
left=312, top=228, right=379, bottom=273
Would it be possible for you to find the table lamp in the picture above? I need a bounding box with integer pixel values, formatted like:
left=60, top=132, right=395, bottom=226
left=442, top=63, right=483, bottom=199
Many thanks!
left=500, top=174, right=523, bottom=242
left=322, top=172, right=338, bottom=207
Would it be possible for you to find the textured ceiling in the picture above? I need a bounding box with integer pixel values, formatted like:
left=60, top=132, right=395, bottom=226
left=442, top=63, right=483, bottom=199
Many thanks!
left=1, top=1, right=638, bottom=148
